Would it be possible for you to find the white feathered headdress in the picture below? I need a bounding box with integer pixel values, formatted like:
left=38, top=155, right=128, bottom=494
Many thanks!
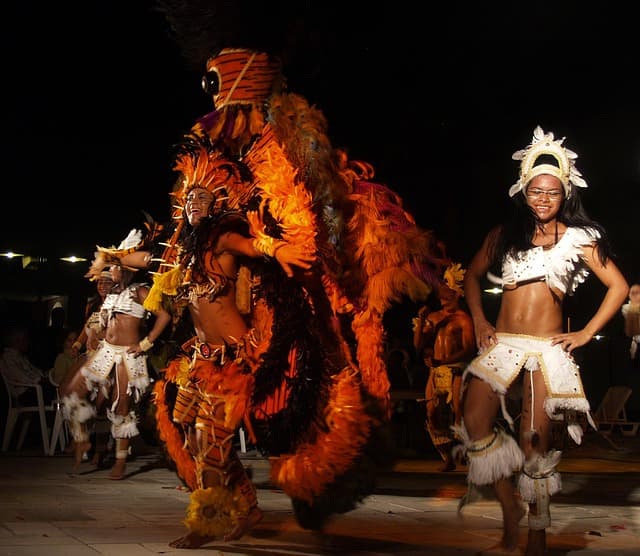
left=509, top=125, right=588, bottom=199
left=85, top=229, right=144, bottom=280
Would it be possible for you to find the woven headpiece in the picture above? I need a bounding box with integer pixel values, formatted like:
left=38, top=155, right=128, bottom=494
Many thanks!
left=205, top=48, right=282, bottom=110
left=509, top=125, right=588, bottom=199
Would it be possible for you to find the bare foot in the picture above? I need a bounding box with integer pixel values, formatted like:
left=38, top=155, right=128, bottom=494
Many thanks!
left=439, top=458, right=456, bottom=472
left=525, top=528, right=546, bottom=556
left=169, top=531, right=215, bottom=549
left=223, top=506, right=264, bottom=542
left=167, top=506, right=264, bottom=548
left=72, top=441, right=91, bottom=471
left=501, top=503, right=526, bottom=551
left=109, top=459, right=126, bottom=480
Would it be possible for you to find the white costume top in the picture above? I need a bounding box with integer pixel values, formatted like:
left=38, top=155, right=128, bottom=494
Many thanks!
left=497, top=226, right=600, bottom=293
left=100, top=283, right=148, bottom=328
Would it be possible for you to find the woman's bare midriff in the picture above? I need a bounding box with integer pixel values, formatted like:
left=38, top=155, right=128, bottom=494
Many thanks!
left=104, top=313, right=145, bottom=346
left=496, top=282, right=565, bottom=337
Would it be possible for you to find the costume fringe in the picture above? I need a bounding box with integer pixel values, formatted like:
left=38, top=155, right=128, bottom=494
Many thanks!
left=62, top=392, right=96, bottom=424
left=62, top=392, right=96, bottom=442
left=366, top=267, right=431, bottom=315
left=517, top=450, right=563, bottom=502
left=144, top=267, right=183, bottom=313
left=453, top=424, right=524, bottom=486
left=351, top=310, right=390, bottom=405
left=126, top=376, right=151, bottom=403
left=544, top=398, right=596, bottom=433
left=269, top=367, right=372, bottom=503
left=108, top=410, right=139, bottom=439
left=518, top=473, right=562, bottom=504
left=244, top=128, right=317, bottom=252
left=184, top=484, right=250, bottom=539
left=153, top=375, right=197, bottom=491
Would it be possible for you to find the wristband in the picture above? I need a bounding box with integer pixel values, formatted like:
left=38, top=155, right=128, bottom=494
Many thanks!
left=252, top=236, right=285, bottom=257
left=139, top=336, right=154, bottom=352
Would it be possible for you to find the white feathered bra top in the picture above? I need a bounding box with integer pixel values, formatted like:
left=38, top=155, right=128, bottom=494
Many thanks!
left=493, top=226, right=600, bottom=295
left=100, top=283, right=148, bottom=326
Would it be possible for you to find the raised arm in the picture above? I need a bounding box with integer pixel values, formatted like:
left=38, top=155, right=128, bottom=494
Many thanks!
left=218, top=230, right=316, bottom=278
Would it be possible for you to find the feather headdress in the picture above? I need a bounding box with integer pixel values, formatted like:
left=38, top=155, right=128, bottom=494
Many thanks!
left=86, top=229, right=144, bottom=278
left=85, top=215, right=164, bottom=280
left=444, top=262, right=465, bottom=296
left=509, top=125, right=588, bottom=199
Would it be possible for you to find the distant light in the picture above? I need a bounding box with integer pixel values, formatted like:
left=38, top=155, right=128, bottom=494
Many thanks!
left=484, top=287, right=503, bottom=295
left=60, top=256, right=87, bottom=263
left=593, top=334, right=605, bottom=341
left=1, top=251, right=24, bottom=258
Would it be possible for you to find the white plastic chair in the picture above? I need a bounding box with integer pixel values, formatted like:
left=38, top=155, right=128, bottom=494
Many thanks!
left=47, top=368, right=70, bottom=455
left=594, top=385, right=639, bottom=437
left=1, top=372, right=53, bottom=454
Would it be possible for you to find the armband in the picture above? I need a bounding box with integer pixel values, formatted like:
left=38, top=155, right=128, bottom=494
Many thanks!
left=252, top=236, right=285, bottom=257
left=139, top=336, right=154, bottom=352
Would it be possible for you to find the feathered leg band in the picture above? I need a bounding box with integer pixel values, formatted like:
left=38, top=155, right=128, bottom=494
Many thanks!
left=62, top=392, right=96, bottom=443
left=452, top=423, right=524, bottom=485
left=517, top=450, right=562, bottom=530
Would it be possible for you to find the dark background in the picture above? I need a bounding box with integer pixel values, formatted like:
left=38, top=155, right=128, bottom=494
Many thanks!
left=1, top=3, right=638, bottom=344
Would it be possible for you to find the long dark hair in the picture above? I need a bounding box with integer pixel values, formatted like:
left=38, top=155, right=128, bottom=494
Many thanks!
left=179, top=209, right=250, bottom=274
left=488, top=188, right=614, bottom=268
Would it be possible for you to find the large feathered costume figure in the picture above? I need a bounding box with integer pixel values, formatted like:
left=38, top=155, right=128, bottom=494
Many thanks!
left=147, top=0, right=451, bottom=532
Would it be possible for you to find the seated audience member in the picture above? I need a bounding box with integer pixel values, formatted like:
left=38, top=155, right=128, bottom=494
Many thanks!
left=51, top=329, right=82, bottom=387
left=0, top=323, right=56, bottom=405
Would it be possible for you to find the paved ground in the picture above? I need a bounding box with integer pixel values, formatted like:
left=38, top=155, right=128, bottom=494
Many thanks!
left=0, top=430, right=639, bottom=556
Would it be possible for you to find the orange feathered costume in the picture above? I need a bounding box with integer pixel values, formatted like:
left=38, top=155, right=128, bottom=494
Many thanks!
left=146, top=47, right=450, bottom=531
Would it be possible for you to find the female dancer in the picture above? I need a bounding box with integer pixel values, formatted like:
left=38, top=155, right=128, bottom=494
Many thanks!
left=61, top=229, right=171, bottom=479
left=457, top=126, right=629, bottom=555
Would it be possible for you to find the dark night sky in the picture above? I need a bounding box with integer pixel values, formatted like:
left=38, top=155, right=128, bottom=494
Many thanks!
left=2, top=2, right=639, bottom=298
